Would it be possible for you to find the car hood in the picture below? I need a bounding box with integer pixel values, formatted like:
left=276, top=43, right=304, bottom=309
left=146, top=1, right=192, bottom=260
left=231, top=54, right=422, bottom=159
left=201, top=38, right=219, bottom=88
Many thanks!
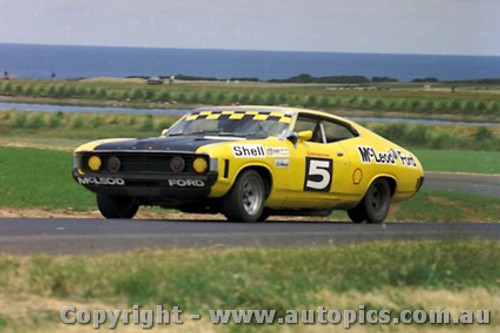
left=88, top=136, right=245, bottom=153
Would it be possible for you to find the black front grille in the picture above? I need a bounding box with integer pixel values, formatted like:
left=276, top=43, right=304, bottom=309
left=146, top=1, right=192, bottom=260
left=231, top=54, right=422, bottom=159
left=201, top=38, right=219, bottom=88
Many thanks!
left=82, top=153, right=198, bottom=174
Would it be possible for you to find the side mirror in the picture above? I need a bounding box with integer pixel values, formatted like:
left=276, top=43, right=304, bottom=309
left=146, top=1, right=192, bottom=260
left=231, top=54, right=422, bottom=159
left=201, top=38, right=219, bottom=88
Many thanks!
left=161, top=128, right=169, bottom=136
left=297, top=130, right=313, bottom=141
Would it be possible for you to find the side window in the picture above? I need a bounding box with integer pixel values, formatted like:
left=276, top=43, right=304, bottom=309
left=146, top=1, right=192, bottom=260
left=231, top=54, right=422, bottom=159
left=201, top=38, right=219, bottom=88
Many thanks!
left=322, top=120, right=355, bottom=143
left=294, top=117, right=323, bottom=143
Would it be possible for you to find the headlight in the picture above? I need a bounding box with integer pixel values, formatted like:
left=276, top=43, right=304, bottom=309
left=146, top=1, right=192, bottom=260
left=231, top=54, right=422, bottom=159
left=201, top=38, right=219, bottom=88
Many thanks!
left=107, top=156, right=121, bottom=172
left=87, top=155, right=102, bottom=171
left=192, top=156, right=208, bottom=174
left=170, top=156, right=185, bottom=172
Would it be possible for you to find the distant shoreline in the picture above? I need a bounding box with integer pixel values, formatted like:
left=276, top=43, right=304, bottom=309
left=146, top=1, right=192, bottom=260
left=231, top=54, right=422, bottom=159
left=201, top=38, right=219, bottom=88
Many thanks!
left=2, top=44, right=500, bottom=82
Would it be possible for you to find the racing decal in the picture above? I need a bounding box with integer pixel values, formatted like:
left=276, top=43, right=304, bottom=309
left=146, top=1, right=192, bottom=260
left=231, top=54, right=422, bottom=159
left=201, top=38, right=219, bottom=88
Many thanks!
left=304, top=157, right=333, bottom=192
left=231, top=144, right=266, bottom=158
left=357, top=146, right=417, bottom=167
left=307, top=151, right=330, bottom=158
left=185, top=110, right=292, bottom=123
left=275, top=158, right=290, bottom=168
left=397, top=151, right=417, bottom=167
left=167, top=179, right=205, bottom=187
left=352, top=168, right=363, bottom=185
left=266, top=147, right=290, bottom=157
left=77, top=177, right=125, bottom=186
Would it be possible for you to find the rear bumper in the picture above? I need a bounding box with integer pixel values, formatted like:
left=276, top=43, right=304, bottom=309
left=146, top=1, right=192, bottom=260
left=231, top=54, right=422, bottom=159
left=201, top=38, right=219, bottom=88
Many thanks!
left=72, top=169, right=218, bottom=199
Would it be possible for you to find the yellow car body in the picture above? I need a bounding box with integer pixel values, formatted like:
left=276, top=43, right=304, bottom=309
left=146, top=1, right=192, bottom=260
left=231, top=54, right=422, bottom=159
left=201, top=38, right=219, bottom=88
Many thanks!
left=72, top=106, right=424, bottom=222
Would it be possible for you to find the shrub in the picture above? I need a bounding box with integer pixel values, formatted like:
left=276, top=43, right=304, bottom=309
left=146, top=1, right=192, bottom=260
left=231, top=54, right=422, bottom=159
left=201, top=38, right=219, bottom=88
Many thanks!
left=24, top=84, right=35, bottom=96
left=26, top=113, right=45, bottom=129
left=305, top=95, right=318, bottom=107
left=407, top=125, right=429, bottom=146
left=131, top=89, right=145, bottom=101
left=186, top=91, right=200, bottom=104
left=476, top=101, right=487, bottom=114
left=474, top=127, right=493, bottom=141
left=140, top=115, right=154, bottom=131
left=95, top=88, right=108, bottom=99
left=372, top=99, right=384, bottom=110
left=200, top=91, right=212, bottom=104
left=155, top=90, right=171, bottom=103
left=120, top=90, right=131, bottom=101
left=48, top=112, right=64, bottom=128
left=487, top=101, right=499, bottom=114
left=422, top=100, right=435, bottom=113
left=250, top=93, right=264, bottom=105
left=431, top=132, right=452, bottom=149
left=264, top=94, right=277, bottom=105
left=71, top=115, right=84, bottom=129
left=1, top=82, right=12, bottom=93
left=91, top=115, right=103, bottom=128
left=75, top=85, right=88, bottom=98
left=13, top=113, right=28, bottom=128
left=214, top=92, right=226, bottom=104
left=156, top=119, right=173, bottom=132
left=144, top=89, right=155, bottom=101
left=108, top=116, right=120, bottom=125
left=378, top=123, right=408, bottom=141
left=318, top=96, right=330, bottom=108
left=13, top=85, right=24, bottom=96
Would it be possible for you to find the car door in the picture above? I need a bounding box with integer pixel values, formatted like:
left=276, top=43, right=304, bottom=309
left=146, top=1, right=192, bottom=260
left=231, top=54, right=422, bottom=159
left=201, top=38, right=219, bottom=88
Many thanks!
left=285, top=115, right=354, bottom=208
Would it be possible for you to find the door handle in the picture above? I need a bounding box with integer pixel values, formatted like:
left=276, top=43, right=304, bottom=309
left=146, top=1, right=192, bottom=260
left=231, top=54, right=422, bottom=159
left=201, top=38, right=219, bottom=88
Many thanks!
left=337, top=151, right=344, bottom=157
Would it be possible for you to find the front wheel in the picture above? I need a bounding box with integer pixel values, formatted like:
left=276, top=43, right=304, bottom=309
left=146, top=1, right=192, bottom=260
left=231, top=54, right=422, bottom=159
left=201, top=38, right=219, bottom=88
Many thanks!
left=96, top=194, right=139, bottom=219
left=347, top=178, right=391, bottom=224
left=221, top=170, right=266, bottom=222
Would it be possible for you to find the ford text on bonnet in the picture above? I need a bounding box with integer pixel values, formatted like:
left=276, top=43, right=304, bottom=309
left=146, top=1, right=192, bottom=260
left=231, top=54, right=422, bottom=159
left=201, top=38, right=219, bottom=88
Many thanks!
left=72, top=106, right=424, bottom=222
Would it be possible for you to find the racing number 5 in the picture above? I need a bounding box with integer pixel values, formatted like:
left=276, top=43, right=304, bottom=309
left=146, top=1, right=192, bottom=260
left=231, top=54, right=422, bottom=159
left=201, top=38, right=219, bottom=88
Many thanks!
left=304, top=157, right=333, bottom=192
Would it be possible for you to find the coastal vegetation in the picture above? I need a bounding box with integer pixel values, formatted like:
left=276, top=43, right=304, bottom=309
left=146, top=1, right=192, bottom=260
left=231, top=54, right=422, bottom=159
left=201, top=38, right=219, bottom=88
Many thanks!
left=1, top=110, right=498, bottom=151
left=1, top=79, right=499, bottom=121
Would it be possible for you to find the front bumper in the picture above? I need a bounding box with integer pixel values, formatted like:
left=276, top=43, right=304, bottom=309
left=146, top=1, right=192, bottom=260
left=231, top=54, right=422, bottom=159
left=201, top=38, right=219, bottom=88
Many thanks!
left=72, top=169, right=218, bottom=199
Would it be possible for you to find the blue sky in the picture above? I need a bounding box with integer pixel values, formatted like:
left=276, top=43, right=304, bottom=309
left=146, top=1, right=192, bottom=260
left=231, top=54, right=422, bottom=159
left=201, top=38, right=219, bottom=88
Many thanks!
left=1, top=0, right=499, bottom=56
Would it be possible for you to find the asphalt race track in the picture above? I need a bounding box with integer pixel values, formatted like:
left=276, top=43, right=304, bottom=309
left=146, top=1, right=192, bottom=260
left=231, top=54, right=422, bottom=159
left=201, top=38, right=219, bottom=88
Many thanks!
left=0, top=218, right=499, bottom=255
left=423, top=172, right=500, bottom=198
left=0, top=172, right=498, bottom=255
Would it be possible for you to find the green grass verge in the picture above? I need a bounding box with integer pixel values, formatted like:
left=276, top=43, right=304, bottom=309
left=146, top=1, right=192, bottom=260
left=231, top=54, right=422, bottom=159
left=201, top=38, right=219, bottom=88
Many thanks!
left=0, top=241, right=499, bottom=331
left=0, top=146, right=94, bottom=210
left=1, top=146, right=499, bottom=221
left=414, top=149, right=500, bottom=174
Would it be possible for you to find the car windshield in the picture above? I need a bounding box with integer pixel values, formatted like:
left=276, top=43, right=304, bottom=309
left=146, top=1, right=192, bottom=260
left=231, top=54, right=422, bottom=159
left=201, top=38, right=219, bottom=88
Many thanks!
left=166, top=110, right=292, bottom=138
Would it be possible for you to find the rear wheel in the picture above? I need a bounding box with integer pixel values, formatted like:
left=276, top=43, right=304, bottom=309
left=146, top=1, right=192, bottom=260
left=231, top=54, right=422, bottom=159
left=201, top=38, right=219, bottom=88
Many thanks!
left=221, top=170, right=265, bottom=222
left=96, top=194, right=139, bottom=219
left=347, top=178, right=391, bottom=224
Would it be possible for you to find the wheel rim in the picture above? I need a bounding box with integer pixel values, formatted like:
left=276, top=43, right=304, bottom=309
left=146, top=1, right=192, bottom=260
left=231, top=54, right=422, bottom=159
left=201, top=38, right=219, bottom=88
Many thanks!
left=368, top=182, right=388, bottom=218
left=242, top=177, right=262, bottom=216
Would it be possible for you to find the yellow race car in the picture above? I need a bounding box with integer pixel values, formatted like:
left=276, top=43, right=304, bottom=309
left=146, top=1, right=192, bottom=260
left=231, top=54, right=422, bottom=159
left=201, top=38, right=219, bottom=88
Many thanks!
left=72, top=106, right=424, bottom=223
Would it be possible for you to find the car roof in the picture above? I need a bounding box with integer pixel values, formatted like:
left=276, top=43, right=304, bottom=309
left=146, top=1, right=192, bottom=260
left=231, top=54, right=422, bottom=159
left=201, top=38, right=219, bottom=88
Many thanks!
left=193, top=105, right=357, bottom=126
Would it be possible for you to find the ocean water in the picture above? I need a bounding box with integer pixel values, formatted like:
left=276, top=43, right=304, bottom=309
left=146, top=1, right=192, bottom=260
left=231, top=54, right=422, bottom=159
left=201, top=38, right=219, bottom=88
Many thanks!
left=1, top=43, right=499, bottom=82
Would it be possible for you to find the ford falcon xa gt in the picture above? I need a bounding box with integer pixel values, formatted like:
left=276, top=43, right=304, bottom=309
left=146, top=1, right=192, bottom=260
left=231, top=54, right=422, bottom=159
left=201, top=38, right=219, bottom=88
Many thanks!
left=72, top=106, right=424, bottom=222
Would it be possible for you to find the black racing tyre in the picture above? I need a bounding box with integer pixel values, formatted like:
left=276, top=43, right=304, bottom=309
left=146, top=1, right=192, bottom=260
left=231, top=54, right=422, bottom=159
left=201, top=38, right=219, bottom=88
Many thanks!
left=347, top=206, right=367, bottom=223
left=221, top=170, right=266, bottom=222
left=96, top=194, right=139, bottom=219
left=259, top=208, right=272, bottom=222
left=348, top=178, right=391, bottom=224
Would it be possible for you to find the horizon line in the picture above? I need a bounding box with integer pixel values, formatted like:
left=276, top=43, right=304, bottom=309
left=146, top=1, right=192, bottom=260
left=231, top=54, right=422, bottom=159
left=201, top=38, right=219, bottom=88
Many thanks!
left=2, top=42, right=499, bottom=58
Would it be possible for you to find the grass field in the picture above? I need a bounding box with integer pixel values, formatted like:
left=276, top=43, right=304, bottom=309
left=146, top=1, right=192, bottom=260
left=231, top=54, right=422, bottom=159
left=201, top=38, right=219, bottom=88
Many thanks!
left=0, top=240, right=498, bottom=332
left=413, top=149, right=500, bottom=174
left=0, top=145, right=499, bottom=221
